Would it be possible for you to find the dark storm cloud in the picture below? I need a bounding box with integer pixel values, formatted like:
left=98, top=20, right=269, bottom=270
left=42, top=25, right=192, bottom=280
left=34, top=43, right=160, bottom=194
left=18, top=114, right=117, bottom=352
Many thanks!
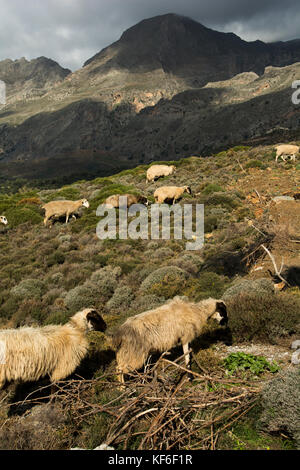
left=0, top=0, right=299, bottom=71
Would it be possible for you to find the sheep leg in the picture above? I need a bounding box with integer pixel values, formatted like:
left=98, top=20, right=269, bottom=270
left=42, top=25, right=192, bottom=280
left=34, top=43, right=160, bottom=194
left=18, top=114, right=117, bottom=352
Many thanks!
left=182, top=342, right=190, bottom=368
left=65, top=211, right=70, bottom=224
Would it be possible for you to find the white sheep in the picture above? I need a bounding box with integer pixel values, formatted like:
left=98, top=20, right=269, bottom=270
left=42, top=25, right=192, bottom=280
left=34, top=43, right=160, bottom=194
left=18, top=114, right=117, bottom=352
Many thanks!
left=275, top=144, right=299, bottom=163
left=42, top=199, right=89, bottom=226
left=0, top=216, right=7, bottom=225
left=111, top=296, right=228, bottom=383
left=146, top=165, right=176, bottom=183
left=154, top=185, right=192, bottom=204
left=103, top=194, right=148, bottom=208
left=0, top=308, right=107, bottom=389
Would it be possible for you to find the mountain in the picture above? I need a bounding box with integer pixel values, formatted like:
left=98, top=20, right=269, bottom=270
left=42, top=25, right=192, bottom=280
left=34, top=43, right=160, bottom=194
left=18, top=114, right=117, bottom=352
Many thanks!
left=0, top=13, right=300, bottom=183
left=0, top=57, right=71, bottom=104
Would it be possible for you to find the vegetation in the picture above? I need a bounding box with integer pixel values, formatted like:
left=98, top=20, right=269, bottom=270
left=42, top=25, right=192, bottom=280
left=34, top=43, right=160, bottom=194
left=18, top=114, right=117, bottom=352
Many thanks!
left=0, top=143, right=299, bottom=450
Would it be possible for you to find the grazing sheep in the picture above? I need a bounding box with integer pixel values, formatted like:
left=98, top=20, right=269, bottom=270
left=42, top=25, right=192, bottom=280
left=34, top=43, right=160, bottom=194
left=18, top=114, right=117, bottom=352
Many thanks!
left=111, top=296, right=227, bottom=383
left=42, top=199, right=89, bottom=226
left=275, top=144, right=299, bottom=163
left=103, top=194, right=148, bottom=208
left=146, top=165, right=176, bottom=183
left=154, top=186, right=192, bottom=204
left=0, top=308, right=106, bottom=389
left=0, top=216, right=7, bottom=225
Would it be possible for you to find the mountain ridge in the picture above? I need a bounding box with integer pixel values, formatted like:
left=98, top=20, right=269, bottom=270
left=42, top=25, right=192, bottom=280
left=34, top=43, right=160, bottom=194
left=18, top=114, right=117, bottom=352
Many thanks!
left=0, top=13, right=300, bottom=182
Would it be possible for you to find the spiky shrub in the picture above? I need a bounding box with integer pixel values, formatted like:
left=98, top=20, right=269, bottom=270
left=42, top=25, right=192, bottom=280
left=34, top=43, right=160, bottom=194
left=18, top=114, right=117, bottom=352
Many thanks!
left=140, top=266, right=189, bottom=298
left=106, top=286, right=134, bottom=313
left=227, top=293, right=300, bottom=343
left=11, top=279, right=46, bottom=300
left=64, top=283, right=99, bottom=312
left=183, top=272, right=230, bottom=302
left=259, top=369, right=300, bottom=449
left=223, top=278, right=274, bottom=300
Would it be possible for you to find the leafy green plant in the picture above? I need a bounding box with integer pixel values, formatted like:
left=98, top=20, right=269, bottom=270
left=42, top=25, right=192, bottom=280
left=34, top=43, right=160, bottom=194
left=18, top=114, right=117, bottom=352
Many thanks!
left=224, top=352, right=279, bottom=375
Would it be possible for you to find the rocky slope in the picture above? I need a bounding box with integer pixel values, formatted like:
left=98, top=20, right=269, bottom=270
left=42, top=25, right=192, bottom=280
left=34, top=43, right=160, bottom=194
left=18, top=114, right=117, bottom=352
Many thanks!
left=0, top=13, right=300, bottom=182
left=0, top=57, right=71, bottom=104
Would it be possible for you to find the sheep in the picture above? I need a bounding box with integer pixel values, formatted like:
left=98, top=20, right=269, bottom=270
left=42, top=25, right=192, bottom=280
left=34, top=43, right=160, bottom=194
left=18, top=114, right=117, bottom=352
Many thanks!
left=103, top=194, right=148, bottom=208
left=42, top=199, right=89, bottom=226
left=0, top=308, right=107, bottom=389
left=146, top=165, right=176, bottom=183
left=275, top=144, right=299, bottom=163
left=0, top=216, right=7, bottom=225
left=154, top=186, right=192, bottom=204
left=111, top=296, right=228, bottom=383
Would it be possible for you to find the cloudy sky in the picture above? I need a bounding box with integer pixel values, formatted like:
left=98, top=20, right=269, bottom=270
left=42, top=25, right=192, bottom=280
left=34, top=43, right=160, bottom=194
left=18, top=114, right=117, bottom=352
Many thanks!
left=0, top=0, right=299, bottom=71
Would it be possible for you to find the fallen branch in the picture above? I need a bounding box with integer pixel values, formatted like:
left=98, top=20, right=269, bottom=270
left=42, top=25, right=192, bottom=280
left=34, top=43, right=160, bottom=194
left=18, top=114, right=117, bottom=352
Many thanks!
left=261, top=244, right=290, bottom=286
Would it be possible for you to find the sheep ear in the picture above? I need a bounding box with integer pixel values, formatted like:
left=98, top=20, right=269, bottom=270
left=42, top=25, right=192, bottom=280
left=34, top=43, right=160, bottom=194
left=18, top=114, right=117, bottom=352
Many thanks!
left=87, top=310, right=107, bottom=332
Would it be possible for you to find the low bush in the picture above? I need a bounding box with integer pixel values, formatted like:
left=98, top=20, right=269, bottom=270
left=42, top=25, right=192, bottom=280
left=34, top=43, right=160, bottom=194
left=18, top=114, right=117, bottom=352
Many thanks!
left=227, top=293, right=300, bottom=343
left=11, top=279, right=46, bottom=300
left=259, top=369, right=300, bottom=449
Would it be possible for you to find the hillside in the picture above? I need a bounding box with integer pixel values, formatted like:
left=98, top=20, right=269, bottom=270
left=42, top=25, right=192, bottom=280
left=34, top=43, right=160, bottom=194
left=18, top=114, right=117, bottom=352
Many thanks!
left=0, top=144, right=299, bottom=450
left=1, top=14, right=300, bottom=182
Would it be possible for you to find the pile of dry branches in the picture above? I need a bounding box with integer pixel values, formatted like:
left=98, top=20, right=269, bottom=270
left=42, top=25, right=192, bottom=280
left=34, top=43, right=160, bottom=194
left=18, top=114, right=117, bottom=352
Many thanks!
left=8, top=354, right=261, bottom=450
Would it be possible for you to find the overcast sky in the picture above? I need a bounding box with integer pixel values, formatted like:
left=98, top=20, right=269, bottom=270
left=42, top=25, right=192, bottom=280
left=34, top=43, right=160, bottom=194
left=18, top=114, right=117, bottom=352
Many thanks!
left=0, top=0, right=299, bottom=71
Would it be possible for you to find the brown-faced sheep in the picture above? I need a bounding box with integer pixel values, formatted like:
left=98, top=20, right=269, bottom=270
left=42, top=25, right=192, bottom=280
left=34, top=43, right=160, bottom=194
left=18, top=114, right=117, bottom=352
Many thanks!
left=42, top=199, right=89, bottom=226
left=111, top=296, right=227, bottom=383
left=0, top=216, right=7, bottom=225
left=146, top=165, right=176, bottom=183
left=154, top=186, right=192, bottom=204
left=0, top=308, right=106, bottom=389
left=275, top=144, right=299, bottom=163
left=103, top=194, right=148, bottom=208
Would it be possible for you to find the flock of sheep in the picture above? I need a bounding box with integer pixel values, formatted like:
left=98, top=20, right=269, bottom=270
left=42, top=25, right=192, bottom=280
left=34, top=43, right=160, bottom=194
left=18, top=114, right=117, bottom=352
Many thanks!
left=0, top=144, right=299, bottom=229
left=0, top=143, right=298, bottom=391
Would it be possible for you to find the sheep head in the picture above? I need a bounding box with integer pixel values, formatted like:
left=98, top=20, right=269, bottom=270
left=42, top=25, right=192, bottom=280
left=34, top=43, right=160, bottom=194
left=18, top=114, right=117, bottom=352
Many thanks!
left=86, top=308, right=107, bottom=332
left=184, top=186, right=192, bottom=195
left=0, top=216, right=8, bottom=225
left=211, top=300, right=228, bottom=326
left=81, top=199, right=90, bottom=208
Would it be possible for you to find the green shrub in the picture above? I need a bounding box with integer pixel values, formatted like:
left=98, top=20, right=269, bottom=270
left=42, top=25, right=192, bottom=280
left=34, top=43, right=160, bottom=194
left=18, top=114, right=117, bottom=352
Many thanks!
left=202, top=184, right=224, bottom=195
left=259, top=369, right=300, bottom=448
left=183, top=272, right=230, bottom=301
left=5, top=207, right=42, bottom=227
left=204, top=214, right=219, bottom=232
left=205, top=192, right=240, bottom=210
left=227, top=293, right=300, bottom=343
left=245, top=160, right=264, bottom=169
left=46, top=251, right=65, bottom=267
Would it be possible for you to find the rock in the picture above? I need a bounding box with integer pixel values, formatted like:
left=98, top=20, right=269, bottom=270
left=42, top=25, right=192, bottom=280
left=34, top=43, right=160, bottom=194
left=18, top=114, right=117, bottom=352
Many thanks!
left=272, top=196, right=295, bottom=203
left=291, top=350, right=300, bottom=365
left=0, top=403, right=67, bottom=450
left=71, top=444, right=115, bottom=450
